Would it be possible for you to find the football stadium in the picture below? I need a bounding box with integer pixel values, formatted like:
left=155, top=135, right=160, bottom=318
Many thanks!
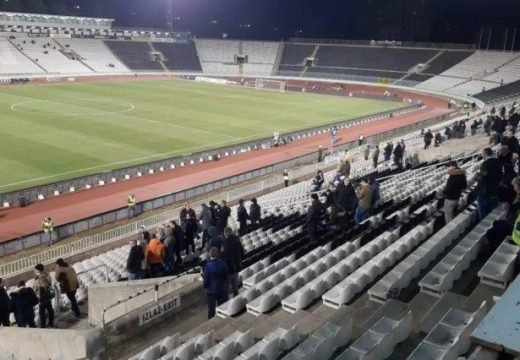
left=0, top=1, right=519, bottom=359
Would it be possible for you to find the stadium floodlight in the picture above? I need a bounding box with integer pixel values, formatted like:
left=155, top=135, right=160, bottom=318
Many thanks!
left=254, top=78, right=286, bottom=93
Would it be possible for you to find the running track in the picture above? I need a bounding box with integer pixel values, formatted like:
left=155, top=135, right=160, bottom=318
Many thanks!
left=0, top=79, right=454, bottom=242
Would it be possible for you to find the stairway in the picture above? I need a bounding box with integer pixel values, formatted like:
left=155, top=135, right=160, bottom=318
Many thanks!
left=52, top=39, right=96, bottom=72
left=147, top=41, right=169, bottom=72
left=301, top=45, right=320, bottom=77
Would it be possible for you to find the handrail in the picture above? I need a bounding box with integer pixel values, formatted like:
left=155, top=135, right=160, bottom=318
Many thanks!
left=100, top=267, right=201, bottom=328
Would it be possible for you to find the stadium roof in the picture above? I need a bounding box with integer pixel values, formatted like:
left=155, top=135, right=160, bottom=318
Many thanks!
left=0, top=12, right=113, bottom=30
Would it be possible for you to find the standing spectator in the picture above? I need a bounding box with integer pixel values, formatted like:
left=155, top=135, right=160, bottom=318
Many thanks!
left=355, top=178, right=373, bottom=224
left=283, top=169, right=290, bottom=187
left=209, top=201, right=220, bottom=228
left=424, top=129, right=433, bottom=149
left=221, top=227, right=244, bottom=297
left=501, top=130, right=520, bottom=159
left=145, top=234, right=165, bottom=278
left=162, top=223, right=175, bottom=274
left=317, top=145, right=324, bottom=162
left=185, top=212, right=200, bottom=254
left=33, top=264, right=54, bottom=328
left=179, top=203, right=190, bottom=231
left=55, top=259, right=81, bottom=318
left=0, top=278, right=9, bottom=326
left=372, top=145, right=380, bottom=169
left=393, top=142, right=403, bottom=168
left=384, top=142, right=393, bottom=161
left=335, top=177, right=357, bottom=213
left=364, top=145, right=370, bottom=161
left=249, top=197, right=261, bottom=227
left=171, top=221, right=185, bottom=268
left=306, top=193, right=324, bottom=244
left=443, top=161, right=467, bottom=222
left=203, top=247, right=229, bottom=319
left=217, top=201, right=231, bottom=234
left=370, top=176, right=380, bottom=208
left=477, top=148, right=501, bottom=220
left=434, top=132, right=442, bottom=147
left=199, top=203, right=213, bottom=248
left=344, top=149, right=354, bottom=164
left=358, top=134, right=364, bottom=146
left=237, top=199, right=250, bottom=236
left=10, top=280, right=38, bottom=328
left=335, top=159, right=351, bottom=181
left=127, top=239, right=144, bottom=280
left=206, top=226, right=223, bottom=252
left=312, top=170, right=325, bottom=191
left=140, top=225, right=150, bottom=244
left=42, top=217, right=54, bottom=247
left=497, top=144, right=512, bottom=169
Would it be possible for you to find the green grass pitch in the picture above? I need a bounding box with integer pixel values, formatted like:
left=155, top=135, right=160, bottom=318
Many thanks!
left=0, top=79, right=404, bottom=193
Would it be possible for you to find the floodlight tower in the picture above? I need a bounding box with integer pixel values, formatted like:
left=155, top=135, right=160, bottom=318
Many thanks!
left=166, top=0, right=174, bottom=33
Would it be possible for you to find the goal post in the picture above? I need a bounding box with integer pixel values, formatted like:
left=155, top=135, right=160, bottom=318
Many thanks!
left=254, top=78, right=286, bottom=93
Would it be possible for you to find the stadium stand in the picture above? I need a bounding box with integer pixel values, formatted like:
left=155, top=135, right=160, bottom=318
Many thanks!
left=58, top=38, right=129, bottom=73
left=422, top=50, right=474, bottom=75
left=152, top=42, right=202, bottom=72
left=104, top=40, right=164, bottom=71
left=474, top=79, right=520, bottom=103
left=0, top=36, right=46, bottom=75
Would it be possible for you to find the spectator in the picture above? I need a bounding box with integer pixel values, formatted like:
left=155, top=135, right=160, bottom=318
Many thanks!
left=221, top=227, right=244, bottom=297
left=163, top=223, right=175, bottom=274
left=237, top=199, right=250, bottom=236
left=171, top=221, right=185, bottom=268
left=335, top=177, right=357, bottom=213
left=364, top=145, right=370, bottom=161
left=393, top=142, right=403, bottom=168
left=328, top=203, right=345, bottom=232
left=372, top=145, right=380, bottom=169
left=10, top=280, right=38, bottom=328
left=199, top=203, right=213, bottom=247
left=370, top=176, right=380, bottom=208
left=487, top=177, right=520, bottom=250
left=384, top=142, right=393, bottom=161
left=206, top=226, right=223, bottom=252
left=477, top=148, right=501, bottom=220
left=317, top=145, right=324, bottom=162
left=312, top=170, right=325, bottom=192
left=358, top=134, right=364, bottom=146
left=140, top=225, right=150, bottom=244
left=501, top=130, right=520, bottom=159
left=355, top=178, right=373, bottom=224
left=203, top=247, right=229, bottom=319
left=424, top=129, right=433, bottom=149
left=209, top=201, right=220, bottom=228
left=33, top=264, right=54, bottom=328
left=434, top=132, right=442, bottom=147
left=344, top=149, right=354, bottom=164
left=335, top=159, right=351, bottom=181
left=55, top=259, right=80, bottom=318
left=185, top=212, right=199, bottom=254
left=306, top=193, right=324, bottom=243
left=323, top=187, right=335, bottom=209
left=145, top=234, right=165, bottom=277
left=127, top=239, right=144, bottom=280
left=179, top=203, right=190, bottom=231
left=249, top=198, right=261, bottom=228
left=217, top=200, right=231, bottom=233
left=497, top=144, right=512, bottom=169
left=443, top=161, right=467, bottom=222
left=0, top=278, right=9, bottom=326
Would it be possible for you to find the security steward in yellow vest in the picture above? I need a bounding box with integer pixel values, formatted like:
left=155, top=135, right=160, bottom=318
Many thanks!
left=512, top=213, right=520, bottom=246
left=283, top=170, right=290, bottom=187
left=42, top=217, right=54, bottom=246
left=128, top=194, right=137, bottom=218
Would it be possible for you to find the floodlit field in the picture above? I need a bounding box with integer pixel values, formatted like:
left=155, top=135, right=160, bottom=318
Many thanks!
left=0, top=79, right=404, bottom=192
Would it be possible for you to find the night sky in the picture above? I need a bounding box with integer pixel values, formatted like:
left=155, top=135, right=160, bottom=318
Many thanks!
left=2, top=0, right=520, bottom=48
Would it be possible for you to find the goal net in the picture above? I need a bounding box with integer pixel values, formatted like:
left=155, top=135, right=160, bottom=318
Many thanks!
left=254, top=78, right=286, bottom=93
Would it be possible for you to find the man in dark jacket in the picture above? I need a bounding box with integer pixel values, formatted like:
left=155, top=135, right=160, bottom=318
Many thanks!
left=199, top=203, right=213, bottom=248
left=221, top=227, right=244, bottom=297
left=10, top=280, right=38, bottom=328
left=249, top=198, right=261, bottom=228
left=384, top=142, right=393, bottom=161
left=424, top=129, right=433, bottom=149
left=335, top=177, right=357, bottom=213
left=237, top=199, right=249, bottom=236
left=477, top=148, right=502, bottom=220
left=185, top=212, right=199, bottom=253
left=217, top=200, right=231, bottom=234
left=127, top=239, right=144, bottom=280
left=372, top=145, right=380, bottom=169
left=501, top=130, right=520, bottom=159
left=0, top=278, right=10, bottom=326
left=171, top=221, right=185, bottom=269
left=393, top=142, right=403, bottom=168
left=203, top=247, right=229, bottom=319
left=179, top=203, right=190, bottom=231
left=443, top=161, right=467, bottom=222
left=205, top=226, right=223, bottom=252
left=306, top=193, right=324, bottom=243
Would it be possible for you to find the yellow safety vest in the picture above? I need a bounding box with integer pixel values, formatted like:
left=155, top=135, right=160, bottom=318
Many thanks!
left=128, top=195, right=136, bottom=207
left=42, top=220, right=53, bottom=233
left=512, top=213, right=520, bottom=246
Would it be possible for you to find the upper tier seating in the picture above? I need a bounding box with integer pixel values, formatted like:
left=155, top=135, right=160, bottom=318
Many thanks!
left=104, top=40, right=163, bottom=71
left=58, top=38, right=129, bottom=73
left=279, top=44, right=316, bottom=65
left=441, top=51, right=518, bottom=79
left=0, top=37, right=46, bottom=75
left=474, top=79, right=520, bottom=103
left=153, top=42, right=202, bottom=72
left=424, top=51, right=474, bottom=75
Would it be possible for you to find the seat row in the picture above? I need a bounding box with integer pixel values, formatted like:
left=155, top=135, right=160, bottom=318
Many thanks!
left=478, top=236, right=520, bottom=288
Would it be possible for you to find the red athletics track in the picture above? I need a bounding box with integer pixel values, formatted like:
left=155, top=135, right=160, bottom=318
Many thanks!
left=0, top=77, right=454, bottom=242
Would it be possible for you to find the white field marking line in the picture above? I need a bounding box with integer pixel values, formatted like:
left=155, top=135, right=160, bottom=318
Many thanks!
left=0, top=103, right=414, bottom=189
left=1, top=92, right=239, bottom=140
left=10, top=99, right=136, bottom=116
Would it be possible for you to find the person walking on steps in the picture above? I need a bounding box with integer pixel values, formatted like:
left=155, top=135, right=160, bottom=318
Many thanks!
left=42, top=217, right=54, bottom=247
left=203, top=247, right=229, bottom=319
left=33, top=264, right=55, bottom=328
left=55, top=258, right=81, bottom=318
left=283, top=169, right=290, bottom=187
left=127, top=194, right=137, bottom=218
